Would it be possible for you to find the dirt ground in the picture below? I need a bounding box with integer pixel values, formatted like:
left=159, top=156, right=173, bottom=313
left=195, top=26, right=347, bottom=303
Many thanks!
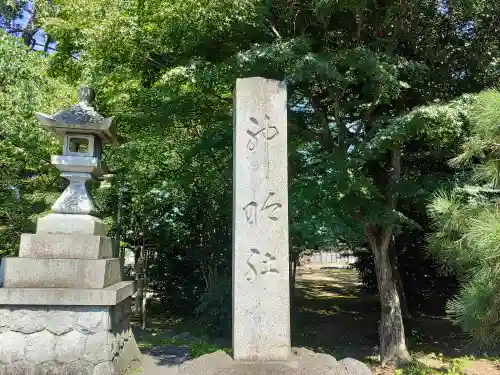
left=293, top=265, right=500, bottom=375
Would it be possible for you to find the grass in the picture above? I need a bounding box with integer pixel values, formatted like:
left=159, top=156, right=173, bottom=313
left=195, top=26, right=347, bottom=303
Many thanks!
left=134, top=323, right=232, bottom=358
left=394, top=355, right=475, bottom=375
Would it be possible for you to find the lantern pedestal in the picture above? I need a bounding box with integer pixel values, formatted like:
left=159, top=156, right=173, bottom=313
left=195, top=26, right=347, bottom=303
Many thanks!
left=0, top=215, right=141, bottom=375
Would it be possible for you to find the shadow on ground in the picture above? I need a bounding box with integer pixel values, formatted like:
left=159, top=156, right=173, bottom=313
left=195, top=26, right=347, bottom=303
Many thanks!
left=291, top=266, right=476, bottom=364
left=292, top=267, right=379, bottom=361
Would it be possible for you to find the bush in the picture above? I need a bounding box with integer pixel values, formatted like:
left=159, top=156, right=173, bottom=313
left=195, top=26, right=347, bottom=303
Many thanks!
left=195, top=274, right=231, bottom=336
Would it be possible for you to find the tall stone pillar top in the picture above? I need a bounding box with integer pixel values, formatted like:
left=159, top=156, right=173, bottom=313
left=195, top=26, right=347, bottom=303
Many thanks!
left=34, top=86, right=119, bottom=218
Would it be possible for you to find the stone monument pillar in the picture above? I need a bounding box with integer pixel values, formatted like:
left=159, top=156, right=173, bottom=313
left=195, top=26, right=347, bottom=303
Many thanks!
left=232, top=77, right=291, bottom=361
left=0, top=87, right=142, bottom=375
left=172, top=77, right=373, bottom=375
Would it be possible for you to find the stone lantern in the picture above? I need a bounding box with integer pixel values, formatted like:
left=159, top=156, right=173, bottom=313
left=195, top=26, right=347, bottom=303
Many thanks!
left=0, top=87, right=142, bottom=375
left=35, top=86, right=117, bottom=216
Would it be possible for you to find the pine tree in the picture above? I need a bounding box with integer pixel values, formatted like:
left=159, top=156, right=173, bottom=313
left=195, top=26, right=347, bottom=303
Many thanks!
left=428, top=90, right=500, bottom=349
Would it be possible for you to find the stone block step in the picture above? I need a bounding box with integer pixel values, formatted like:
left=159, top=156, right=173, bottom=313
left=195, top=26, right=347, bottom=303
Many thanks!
left=0, top=281, right=134, bottom=306
left=0, top=258, right=122, bottom=289
left=36, top=213, right=106, bottom=235
left=19, top=233, right=113, bottom=259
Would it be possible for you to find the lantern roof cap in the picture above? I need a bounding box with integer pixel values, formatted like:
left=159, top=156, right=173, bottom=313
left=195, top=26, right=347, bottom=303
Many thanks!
left=35, top=86, right=119, bottom=145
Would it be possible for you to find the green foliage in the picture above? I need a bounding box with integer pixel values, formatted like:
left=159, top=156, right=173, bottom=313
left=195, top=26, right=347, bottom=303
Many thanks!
left=137, top=330, right=230, bottom=359
left=189, top=337, right=232, bottom=358
left=394, top=355, right=473, bottom=375
left=194, top=274, right=231, bottom=336
left=428, top=90, right=500, bottom=349
left=0, top=30, right=72, bottom=257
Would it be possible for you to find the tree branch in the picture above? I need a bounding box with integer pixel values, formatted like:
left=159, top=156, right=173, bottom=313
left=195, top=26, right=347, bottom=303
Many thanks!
left=356, top=6, right=363, bottom=43
left=363, top=88, right=381, bottom=123
left=267, top=19, right=282, bottom=39
left=287, top=120, right=321, bottom=142
left=364, top=224, right=378, bottom=250
left=381, top=142, right=402, bottom=249
left=309, top=95, right=334, bottom=151
left=333, top=97, right=347, bottom=148
left=388, top=142, right=401, bottom=211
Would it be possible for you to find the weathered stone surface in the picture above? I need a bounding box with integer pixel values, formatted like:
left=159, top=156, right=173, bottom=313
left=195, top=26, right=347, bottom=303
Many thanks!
left=233, top=77, right=290, bottom=361
left=36, top=213, right=106, bottom=236
left=117, top=333, right=142, bottom=372
left=0, top=281, right=134, bottom=306
left=0, top=308, right=7, bottom=327
left=75, top=307, right=111, bottom=334
left=25, top=330, right=57, bottom=365
left=293, top=347, right=337, bottom=369
left=84, top=331, right=114, bottom=364
left=33, top=361, right=56, bottom=375
left=0, top=361, right=35, bottom=375
left=129, top=359, right=143, bottom=375
left=0, top=258, right=122, bottom=289
left=50, top=168, right=100, bottom=216
left=8, top=308, right=47, bottom=334
left=46, top=308, right=76, bottom=335
left=178, top=350, right=234, bottom=375
left=0, top=331, right=26, bottom=363
left=0, top=306, right=139, bottom=373
left=19, top=233, right=113, bottom=260
left=336, top=358, right=372, bottom=375
left=92, top=362, right=113, bottom=375
left=110, top=299, right=131, bottom=326
left=177, top=350, right=373, bottom=375
left=56, top=330, right=87, bottom=363
left=61, top=360, right=94, bottom=375
left=36, top=86, right=109, bottom=130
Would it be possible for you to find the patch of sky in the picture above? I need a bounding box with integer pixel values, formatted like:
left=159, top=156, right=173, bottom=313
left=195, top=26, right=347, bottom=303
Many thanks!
left=438, top=0, right=448, bottom=15
left=0, top=2, right=56, bottom=52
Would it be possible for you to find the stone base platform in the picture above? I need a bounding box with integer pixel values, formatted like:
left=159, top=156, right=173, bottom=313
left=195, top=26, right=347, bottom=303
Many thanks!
left=0, top=298, right=142, bottom=375
left=168, top=348, right=372, bottom=375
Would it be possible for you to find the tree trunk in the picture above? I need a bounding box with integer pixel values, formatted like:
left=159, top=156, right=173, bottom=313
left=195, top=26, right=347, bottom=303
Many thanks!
left=289, top=257, right=297, bottom=292
left=135, top=273, right=144, bottom=317
left=141, top=292, right=148, bottom=330
left=389, top=239, right=411, bottom=319
left=134, top=245, right=144, bottom=318
left=371, top=237, right=410, bottom=365
left=366, top=144, right=410, bottom=365
left=289, top=239, right=297, bottom=295
left=289, top=253, right=298, bottom=317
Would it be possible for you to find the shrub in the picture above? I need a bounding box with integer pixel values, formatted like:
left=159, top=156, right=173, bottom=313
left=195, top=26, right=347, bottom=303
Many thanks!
left=195, top=274, right=231, bottom=336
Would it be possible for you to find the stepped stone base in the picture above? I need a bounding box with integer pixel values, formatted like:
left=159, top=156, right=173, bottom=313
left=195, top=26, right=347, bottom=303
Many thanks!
left=1, top=258, right=122, bottom=289
left=171, top=348, right=372, bottom=375
left=0, top=299, right=142, bottom=375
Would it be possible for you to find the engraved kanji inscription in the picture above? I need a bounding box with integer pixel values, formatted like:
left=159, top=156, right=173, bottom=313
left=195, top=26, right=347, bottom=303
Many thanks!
left=262, top=192, right=282, bottom=221
left=245, top=248, right=280, bottom=282
left=242, top=201, right=258, bottom=224
left=243, top=192, right=282, bottom=225
left=261, top=252, right=279, bottom=275
left=246, top=114, right=279, bottom=179
left=246, top=115, right=278, bottom=151
left=245, top=248, right=260, bottom=282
